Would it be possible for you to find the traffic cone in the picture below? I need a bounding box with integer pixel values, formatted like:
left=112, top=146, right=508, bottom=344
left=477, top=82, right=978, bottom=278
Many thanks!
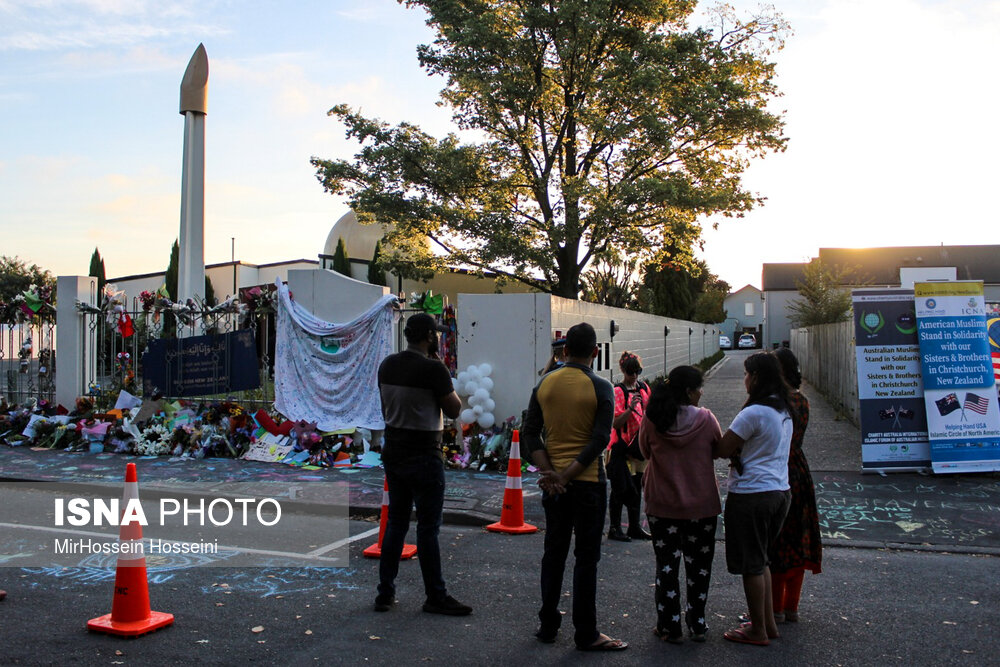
left=363, top=476, right=417, bottom=560
left=87, top=463, right=174, bottom=637
left=486, top=430, right=538, bottom=534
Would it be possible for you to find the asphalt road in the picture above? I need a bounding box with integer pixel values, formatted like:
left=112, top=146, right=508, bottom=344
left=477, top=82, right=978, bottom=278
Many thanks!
left=2, top=348, right=998, bottom=664
left=2, top=508, right=998, bottom=665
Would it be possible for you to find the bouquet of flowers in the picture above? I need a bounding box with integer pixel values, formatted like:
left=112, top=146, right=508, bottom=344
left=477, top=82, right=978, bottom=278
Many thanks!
left=139, top=290, right=157, bottom=312
left=242, top=286, right=276, bottom=315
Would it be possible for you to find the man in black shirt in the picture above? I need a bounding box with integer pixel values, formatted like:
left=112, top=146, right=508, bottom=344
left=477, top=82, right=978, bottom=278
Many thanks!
left=374, top=312, right=470, bottom=616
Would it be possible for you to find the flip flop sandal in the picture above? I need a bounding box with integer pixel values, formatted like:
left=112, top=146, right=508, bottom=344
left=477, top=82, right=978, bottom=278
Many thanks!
left=723, top=628, right=770, bottom=646
left=576, top=634, right=628, bottom=651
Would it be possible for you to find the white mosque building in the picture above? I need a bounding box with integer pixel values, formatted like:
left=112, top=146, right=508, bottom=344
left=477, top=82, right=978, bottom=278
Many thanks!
left=107, top=210, right=535, bottom=308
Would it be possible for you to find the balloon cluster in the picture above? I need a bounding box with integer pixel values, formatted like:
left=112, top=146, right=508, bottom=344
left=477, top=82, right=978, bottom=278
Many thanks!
left=457, top=363, right=496, bottom=429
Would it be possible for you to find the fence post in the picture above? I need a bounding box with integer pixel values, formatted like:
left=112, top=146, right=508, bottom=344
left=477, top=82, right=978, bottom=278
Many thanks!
left=56, top=276, right=97, bottom=409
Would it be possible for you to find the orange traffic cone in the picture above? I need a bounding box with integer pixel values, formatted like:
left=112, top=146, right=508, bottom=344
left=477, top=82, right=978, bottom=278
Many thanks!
left=486, top=430, right=538, bottom=534
left=363, top=476, right=417, bottom=559
left=87, top=463, right=174, bottom=637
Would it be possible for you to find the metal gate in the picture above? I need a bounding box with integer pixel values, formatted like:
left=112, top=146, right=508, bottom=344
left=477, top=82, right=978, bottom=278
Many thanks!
left=79, top=298, right=275, bottom=412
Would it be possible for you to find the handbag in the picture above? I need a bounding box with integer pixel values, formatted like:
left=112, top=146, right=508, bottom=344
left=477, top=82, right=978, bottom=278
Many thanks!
left=624, top=431, right=644, bottom=461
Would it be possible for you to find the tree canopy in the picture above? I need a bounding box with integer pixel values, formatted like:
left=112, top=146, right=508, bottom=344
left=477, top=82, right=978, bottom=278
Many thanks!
left=89, top=248, right=106, bottom=303
left=313, top=0, right=788, bottom=298
left=638, top=254, right=728, bottom=322
left=0, top=256, right=55, bottom=305
left=331, top=238, right=352, bottom=277
left=787, top=259, right=859, bottom=327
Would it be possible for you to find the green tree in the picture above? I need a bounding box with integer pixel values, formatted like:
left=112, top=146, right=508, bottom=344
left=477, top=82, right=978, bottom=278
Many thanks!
left=579, top=256, right=639, bottom=309
left=165, top=240, right=179, bottom=303
left=203, top=276, right=216, bottom=307
left=367, top=240, right=388, bottom=286
left=0, top=255, right=56, bottom=308
left=88, top=248, right=106, bottom=304
left=313, top=0, right=788, bottom=298
left=787, top=259, right=858, bottom=326
left=332, top=238, right=352, bottom=277
left=162, top=241, right=180, bottom=337
left=691, top=280, right=729, bottom=324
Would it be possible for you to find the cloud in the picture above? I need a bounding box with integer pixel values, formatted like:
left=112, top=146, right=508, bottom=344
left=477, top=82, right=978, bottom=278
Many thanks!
left=0, top=0, right=224, bottom=51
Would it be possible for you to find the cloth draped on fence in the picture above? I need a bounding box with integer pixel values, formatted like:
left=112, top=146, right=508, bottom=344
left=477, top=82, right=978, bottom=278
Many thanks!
left=274, top=278, right=397, bottom=432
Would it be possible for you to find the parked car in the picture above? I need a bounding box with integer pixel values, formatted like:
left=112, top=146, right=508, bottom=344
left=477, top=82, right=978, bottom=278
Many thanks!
left=737, top=333, right=757, bottom=349
left=719, top=335, right=732, bottom=349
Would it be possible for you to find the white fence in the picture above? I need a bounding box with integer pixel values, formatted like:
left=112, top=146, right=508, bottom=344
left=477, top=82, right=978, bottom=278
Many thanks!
left=458, top=293, right=722, bottom=424
left=55, top=270, right=721, bottom=428
left=790, top=320, right=860, bottom=426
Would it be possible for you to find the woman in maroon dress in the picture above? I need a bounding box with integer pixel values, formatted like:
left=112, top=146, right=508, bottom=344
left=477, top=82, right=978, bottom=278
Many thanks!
left=770, top=348, right=822, bottom=622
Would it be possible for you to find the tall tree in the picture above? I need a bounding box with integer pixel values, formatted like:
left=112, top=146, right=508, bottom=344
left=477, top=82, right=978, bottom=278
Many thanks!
left=367, top=240, right=388, bottom=286
left=787, top=259, right=858, bottom=326
left=162, top=241, right=180, bottom=337
left=164, top=240, right=179, bottom=302
left=313, top=0, right=788, bottom=298
left=88, top=248, right=106, bottom=304
left=332, top=238, right=352, bottom=277
left=579, top=256, right=639, bottom=309
left=0, top=256, right=56, bottom=306
left=691, top=276, right=730, bottom=324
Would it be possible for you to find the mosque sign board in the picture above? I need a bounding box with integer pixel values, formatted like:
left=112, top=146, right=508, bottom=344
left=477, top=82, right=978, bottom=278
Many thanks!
left=142, top=330, right=260, bottom=398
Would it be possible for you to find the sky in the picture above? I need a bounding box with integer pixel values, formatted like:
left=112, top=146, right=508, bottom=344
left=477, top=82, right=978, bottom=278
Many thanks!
left=2, top=0, right=999, bottom=293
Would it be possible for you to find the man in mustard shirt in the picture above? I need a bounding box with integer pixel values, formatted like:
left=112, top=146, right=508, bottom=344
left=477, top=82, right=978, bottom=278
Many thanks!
left=522, top=322, right=627, bottom=652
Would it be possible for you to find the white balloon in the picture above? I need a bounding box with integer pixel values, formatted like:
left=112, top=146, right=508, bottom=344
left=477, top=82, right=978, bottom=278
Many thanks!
left=457, top=371, right=470, bottom=385
left=473, top=388, right=490, bottom=403
left=460, top=409, right=476, bottom=423
left=464, top=381, right=480, bottom=396
left=473, top=404, right=484, bottom=416
left=477, top=413, right=495, bottom=429
left=483, top=398, right=495, bottom=412
left=479, top=377, right=494, bottom=391
left=468, top=393, right=483, bottom=407
left=477, top=363, right=492, bottom=376
left=466, top=366, right=482, bottom=380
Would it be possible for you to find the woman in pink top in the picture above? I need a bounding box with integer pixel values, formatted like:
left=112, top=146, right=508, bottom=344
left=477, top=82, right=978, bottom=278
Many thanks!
left=638, top=366, right=722, bottom=644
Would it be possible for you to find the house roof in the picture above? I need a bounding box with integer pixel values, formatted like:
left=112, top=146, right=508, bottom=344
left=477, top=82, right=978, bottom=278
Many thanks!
left=728, top=284, right=761, bottom=297
left=818, top=245, right=1000, bottom=284
left=762, top=263, right=807, bottom=291
left=762, top=245, right=1000, bottom=292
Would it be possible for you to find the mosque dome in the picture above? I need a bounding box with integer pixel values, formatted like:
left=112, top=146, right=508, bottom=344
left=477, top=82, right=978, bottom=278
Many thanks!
left=323, top=210, right=386, bottom=261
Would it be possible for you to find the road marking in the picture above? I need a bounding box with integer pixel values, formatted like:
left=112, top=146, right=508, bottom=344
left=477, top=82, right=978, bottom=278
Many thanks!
left=308, top=526, right=380, bottom=557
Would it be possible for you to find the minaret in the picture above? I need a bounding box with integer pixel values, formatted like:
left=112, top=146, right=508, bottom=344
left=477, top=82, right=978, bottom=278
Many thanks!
left=177, top=44, right=208, bottom=328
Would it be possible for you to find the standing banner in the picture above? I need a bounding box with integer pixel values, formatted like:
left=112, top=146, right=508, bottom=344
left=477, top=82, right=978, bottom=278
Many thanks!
left=914, top=281, right=1000, bottom=473
left=852, top=289, right=930, bottom=472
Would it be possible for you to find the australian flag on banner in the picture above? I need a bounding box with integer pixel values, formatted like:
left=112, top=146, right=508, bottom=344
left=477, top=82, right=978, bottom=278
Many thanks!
left=935, top=393, right=960, bottom=417
left=878, top=407, right=896, bottom=421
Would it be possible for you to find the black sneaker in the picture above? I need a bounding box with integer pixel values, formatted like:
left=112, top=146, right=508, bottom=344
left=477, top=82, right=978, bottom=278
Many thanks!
left=608, top=527, right=632, bottom=542
left=423, top=595, right=472, bottom=616
left=627, top=527, right=652, bottom=540
left=373, top=594, right=396, bottom=612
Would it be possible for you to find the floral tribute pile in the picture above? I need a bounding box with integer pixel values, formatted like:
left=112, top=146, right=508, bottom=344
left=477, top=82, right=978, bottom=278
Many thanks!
left=0, top=395, right=372, bottom=469
left=0, top=395, right=522, bottom=473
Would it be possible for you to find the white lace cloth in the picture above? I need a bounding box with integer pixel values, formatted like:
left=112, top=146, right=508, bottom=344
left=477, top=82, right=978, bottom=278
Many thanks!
left=274, top=278, right=396, bottom=431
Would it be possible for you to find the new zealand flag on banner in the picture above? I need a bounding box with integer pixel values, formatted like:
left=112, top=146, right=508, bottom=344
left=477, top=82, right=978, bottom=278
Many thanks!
left=935, top=393, right=960, bottom=417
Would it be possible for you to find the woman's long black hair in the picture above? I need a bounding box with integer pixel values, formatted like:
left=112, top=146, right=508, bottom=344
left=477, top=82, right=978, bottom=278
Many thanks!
left=646, top=365, right=703, bottom=433
left=743, top=352, right=791, bottom=414
left=773, top=347, right=802, bottom=390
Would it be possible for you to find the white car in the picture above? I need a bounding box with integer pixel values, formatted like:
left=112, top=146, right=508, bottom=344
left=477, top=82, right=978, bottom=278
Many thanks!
left=737, top=334, right=757, bottom=349
left=719, top=335, right=732, bottom=349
